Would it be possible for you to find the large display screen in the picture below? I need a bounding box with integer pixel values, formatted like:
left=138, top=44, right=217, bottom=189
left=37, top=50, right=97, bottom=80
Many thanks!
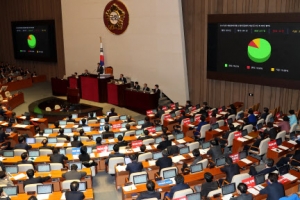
left=11, top=20, right=57, bottom=62
left=207, top=14, right=300, bottom=89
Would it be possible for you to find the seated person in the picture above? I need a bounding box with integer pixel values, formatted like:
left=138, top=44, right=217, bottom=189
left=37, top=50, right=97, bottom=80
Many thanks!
left=248, top=109, right=257, bottom=126
left=155, top=106, right=165, bottom=119
left=277, top=150, right=300, bottom=167
left=79, top=129, right=86, bottom=136
left=194, top=115, right=208, bottom=140
left=87, top=113, right=97, bottom=120
left=259, top=173, right=285, bottom=200
left=278, top=116, right=290, bottom=133
left=264, top=122, right=277, bottom=139
left=57, top=128, right=70, bottom=141
left=157, top=134, right=172, bottom=150
left=82, top=69, right=89, bottom=76
left=65, top=181, right=85, bottom=200
left=108, top=108, right=117, bottom=117
left=191, top=149, right=202, bottom=165
left=177, top=111, right=187, bottom=125
left=23, top=169, right=51, bottom=187
left=78, top=146, right=97, bottom=168
left=133, top=81, right=140, bottom=90
left=39, top=139, right=54, bottom=150
left=136, top=180, right=161, bottom=200
left=172, top=125, right=182, bottom=136
left=125, top=124, right=131, bottom=131
left=244, top=132, right=265, bottom=152
left=17, top=152, right=34, bottom=166
left=104, top=117, right=110, bottom=126
left=125, top=154, right=143, bottom=175
left=117, top=135, right=128, bottom=147
left=230, top=183, right=253, bottom=200
left=94, top=137, right=102, bottom=148
left=162, top=126, right=168, bottom=134
left=185, top=100, right=192, bottom=109
left=50, top=148, right=68, bottom=165
left=141, top=116, right=153, bottom=129
left=219, top=156, right=240, bottom=185
left=71, top=135, right=83, bottom=147
left=53, top=121, right=60, bottom=129
left=62, top=164, right=87, bottom=180
left=288, top=110, right=297, bottom=127
left=102, top=125, right=114, bottom=139
left=155, top=150, right=172, bottom=172
left=66, top=115, right=75, bottom=123
left=14, top=136, right=32, bottom=150
left=0, top=171, right=13, bottom=186
left=195, top=172, right=218, bottom=198
left=209, top=112, right=217, bottom=125
left=105, top=144, right=125, bottom=165
left=0, top=126, right=9, bottom=143
left=78, top=119, right=88, bottom=127
left=166, top=174, right=190, bottom=199
left=35, top=130, right=44, bottom=137
left=137, top=130, right=152, bottom=140
left=142, top=83, right=150, bottom=92
left=207, top=139, right=223, bottom=161
left=137, top=145, right=146, bottom=157
left=260, top=107, right=269, bottom=121
left=119, top=74, right=127, bottom=83
left=249, top=158, right=276, bottom=176
left=167, top=145, right=179, bottom=156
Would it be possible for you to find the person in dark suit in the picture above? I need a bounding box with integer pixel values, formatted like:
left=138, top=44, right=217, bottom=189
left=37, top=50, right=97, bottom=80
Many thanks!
left=62, top=164, right=87, bottom=180
left=194, top=115, right=208, bottom=140
left=136, top=145, right=146, bottom=158
left=177, top=111, right=188, bottom=125
left=264, top=122, right=277, bottom=139
left=23, top=169, right=51, bottom=188
left=276, top=150, right=300, bottom=167
left=17, top=152, right=34, bottom=167
left=50, top=148, right=68, bottom=165
left=219, top=157, right=240, bottom=185
left=249, top=158, right=276, bottom=176
left=71, top=135, right=83, bottom=147
left=87, top=112, right=97, bottom=120
left=125, top=154, right=143, bottom=175
left=167, top=145, right=179, bottom=156
left=230, top=183, right=253, bottom=200
left=166, top=174, right=190, bottom=199
left=57, top=128, right=70, bottom=141
left=157, top=134, right=171, bottom=150
left=136, top=180, right=161, bottom=200
left=39, top=139, right=54, bottom=150
left=259, top=173, right=285, bottom=200
left=191, top=149, right=202, bottom=165
left=82, top=69, right=89, bottom=76
left=117, top=135, right=128, bottom=147
left=108, top=108, right=118, bottom=117
left=14, top=136, right=32, bottom=150
left=97, top=63, right=104, bottom=75
left=207, top=139, right=223, bottom=161
left=78, top=119, right=88, bottom=128
left=0, top=162, right=6, bottom=172
left=137, top=130, right=152, bottom=141
left=156, top=150, right=172, bottom=172
left=65, top=181, right=85, bottom=200
left=260, top=107, right=269, bottom=121
left=153, top=84, right=161, bottom=95
left=66, top=115, right=75, bottom=123
left=0, top=187, right=11, bottom=200
left=0, top=126, right=8, bottom=143
left=133, top=82, right=140, bottom=90
left=105, top=144, right=125, bottom=165
left=195, top=172, right=218, bottom=198
left=141, top=116, right=154, bottom=129
left=155, top=106, right=165, bottom=119
left=119, top=74, right=127, bottom=83
left=102, top=125, right=114, bottom=139
left=142, top=83, right=150, bottom=92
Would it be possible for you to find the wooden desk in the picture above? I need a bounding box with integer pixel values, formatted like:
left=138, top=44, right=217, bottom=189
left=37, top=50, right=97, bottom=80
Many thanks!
left=17, top=116, right=49, bottom=131
left=107, top=83, right=130, bottom=107
left=32, top=75, right=46, bottom=83
left=232, top=131, right=259, bottom=154
left=267, top=141, right=296, bottom=163
left=5, top=92, right=25, bottom=110
left=205, top=126, right=229, bottom=141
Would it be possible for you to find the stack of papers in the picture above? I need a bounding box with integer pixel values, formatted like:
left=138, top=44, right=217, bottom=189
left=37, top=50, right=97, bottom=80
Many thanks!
left=132, top=147, right=140, bottom=152
left=73, top=125, right=79, bottom=128
left=31, top=118, right=40, bottom=121
left=254, top=185, right=264, bottom=191
left=167, top=119, right=173, bottom=122
left=247, top=188, right=260, bottom=195
left=119, top=128, right=127, bottom=132
left=61, top=192, right=66, bottom=200
left=238, top=120, right=244, bottom=123
left=271, top=148, right=282, bottom=153
left=90, top=153, right=95, bottom=158
left=123, top=185, right=137, bottom=192
left=288, top=140, right=297, bottom=145
left=20, top=116, right=26, bottom=119
left=14, top=124, right=27, bottom=128
left=116, top=165, right=126, bottom=172
left=278, top=145, right=289, bottom=150
left=282, top=173, right=297, bottom=181
left=188, top=153, right=194, bottom=157
left=172, top=142, right=176, bottom=145
left=172, top=155, right=185, bottom=163
left=244, top=135, right=253, bottom=139
left=119, top=149, right=126, bottom=154
left=13, top=173, right=26, bottom=180
left=232, top=123, right=240, bottom=127
left=148, top=114, right=154, bottom=117
left=237, top=137, right=248, bottom=142
left=136, top=125, right=142, bottom=129
left=67, top=143, right=71, bottom=147
left=188, top=124, right=195, bottom=127
left=222, top=194, right=233, bottom=200
left=99, top=152, right=110, bottom=157
left=66, top=133, right=74, bottom=137
left=200, top=149, right=209, bottom=155
left=55, top=143, right=64, bottom=147
left=241, top=158, right=252, bottom=164
left=108, top=139, right=115, bottom=143
left=2, top=122, right=7, bottom=126
left=215, top=128, right=222, bottom=132
left=146, top=145, right=152, bottom=150
left=220, top=112, right=228, bottom=115
left=148, top=160, right=156, bottom=166
left=177, top=139, right=186, bottom=144
left=72, top=155, right=79, bottom=159
left=153, top=144, right=158, bottom=149
left=36, top=194, right=50, bottom=200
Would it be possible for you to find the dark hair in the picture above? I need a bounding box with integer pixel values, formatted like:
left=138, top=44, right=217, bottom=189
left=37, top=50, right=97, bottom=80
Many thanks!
left=129, top=154, right=137, bottom=161
left=237, top=183, right=247, bottom=193
left=267, top=122, right=273, bottom=128
left=71, top=164, right=78, bottom=170
left=104, top=125, right=110, bottom=131
left=81, top=118, right=86, bottom=124
left=135, top=81, right=138, bottom=84
left=146, top=180, right=155, bottom=191
left=204, top=172, right=213, bottom=182
left=54, top=121, right=59, bottom=128
left=155, top=84, right=159, bottom=88
left=283, top=116, right=289, bottom=122
left=38, top=131, right=44, bottom=136
left=145, top=116, right=150, bottom=122
left=266, top=158, right=274, bottom=167
left=162, top=150, right=169, bottom=157
left=70, top=181, right=79, bottom=191
left=105, top=117, right=109, bottom=123
left=21, top=152, right=28, bottom=160
left=144, top=129, right=149, bottom=136
left=289, top=110, right=295, bottom=115
left=162, top=127, right=168, bottom=134
left=73, top=135, right=79, bottom=141
left=140, top=144, right=146, bottom=152
left=68, top=115, right=72, bottom=119
left=268, top=173, right=278, bottom=183
left=113, top=144, right=120, bottom=152
left=229, top=124, right=235, bottom=131
left=28, top=196, right=38, bottom=200
left=212, top=113, right=216, bottom=117
left=192, top=149, right=200, bottom=157
left=186, top=100, right=191, bottom=105
left=111, top=108, right=115, bottom=113
left=162, top=134, right=168, bottom=141
left=248, top=109, right=253, bottom=114
left=79, top=129, right=84, bottom=136
left=226, top=156, right=233, bottom=165
left=126, top=124, right=131, bottom=130
left=53, top=148, right=59, bottom=154
left=80, top=146, right=87, bottom=154
left=59, top=128, right=64, bottom=135
left=26, top=169, right=34, bottom=178
left=96, top=137, right=102, bottom=144
left=18, top=136, right=25, bottom=143
left=264, top=107, right=269, bottom=113
left=210, top=139, right=217, bottom=146
left=117, top=135, right=123, bottom=141
left=175, top=174, right=184, bottom=184
left=0, top=171, right=6, bottom=179
left=200, top=115, right=206, bottom=122
left=42, top=139, right=48, bottom=146
left=203, top=102, right=208, bottom=106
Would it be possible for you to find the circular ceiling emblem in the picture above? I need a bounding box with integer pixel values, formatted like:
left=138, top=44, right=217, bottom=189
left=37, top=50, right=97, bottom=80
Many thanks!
left=103, top=0, right=129, bottom=35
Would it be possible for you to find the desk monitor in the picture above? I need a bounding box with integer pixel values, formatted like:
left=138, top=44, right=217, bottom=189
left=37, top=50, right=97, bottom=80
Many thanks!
left=6, top=166, right=18, bottom=174
left=26, top=138, right=36, bottom=144
left=187, top=192, right=201, bottom=200
left=155, top=126, right=162, bottom=132
left=106, top=111, right=111, bottom=116
left=163, top=169, right=177, bottom=179
left=254, top=173, right=265, bottom=185
left=37, top=164, right=51, bottom=172
left=59, top=120, right=67, bottom=125
left=153, top=152, right=163, bottom=160
left=86, top=146, right=92, bottom=154
left=176, top=133, right=184, bottom=140
left=92, top=134, right=101, bottom=141
left=227, top=118, right=233, bottom=125
left=179, top=146, right=189, bottom=155
left=78, top=182, right=86, bottom=191
left=59, top=148, right=66, bottom=155
left=114, top=132, right=123, bottom=138
left=23, top=120, right=30, bottom=125
left=44, top=128, right=52, bottom=134
left=71, top=114, right=78, bottom=119
left=3, top=150, right=14, bottom=157
left=216, top=157, right=226, bottom=167
left=241, top=129, right=248, bottom=137
left=99, top=125, right=104, bottom=131
left=239, top=151, right=247, bottom=160
left=3, top=186, right=17, bottom=196
left=64, top=128, right=72, bottom=133
left=137, top=120, right=144, bottom=125
left=202, top=141, right=211, bottom=149
left=108, top=144, right=114, bottom=151
left=222, top=183, right=236, bottom=196
left=37, top=184, right=52, bottom=194
left=48, top=138, right=57, bottom=143
left=276, top=138, right=283, bottom=146
left=211, top=123, right=219, bottom=130
left=5, top=128, right=11, bottom=134
left=68, top=162, right=82, bottom=170
left=190, top=163, right=203, bottom=173
left=135, top=129, right=143, bottom=136
left=100, top=118, right=105, bottom=123
left=170, top=112, right=176, bottom=118
left=28, top=149, right=40, bottom=157
left=257, top=123, right=263, bottom=130
left=278, top=165, right=290, bottom=175
left=120, top=115, right=127, bottom=121
left=155, top=137, right=162, bottom=144
left=82, top=126, right=91, bottom=132
left=133, top=174, right=148, bottom=185
left=121, top=123, right=127, bottom=128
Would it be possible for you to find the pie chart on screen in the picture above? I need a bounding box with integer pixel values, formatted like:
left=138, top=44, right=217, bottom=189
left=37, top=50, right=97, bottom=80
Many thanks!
left=248, top=38, right=271, bottom=63
left=27, top=34, right=36, bottom=49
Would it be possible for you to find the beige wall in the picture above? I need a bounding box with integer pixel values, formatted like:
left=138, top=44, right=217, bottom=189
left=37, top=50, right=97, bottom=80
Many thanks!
left=61, top=0, right=189, bottom=104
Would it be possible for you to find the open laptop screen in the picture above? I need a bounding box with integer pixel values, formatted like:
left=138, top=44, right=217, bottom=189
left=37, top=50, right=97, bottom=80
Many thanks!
left=222, top=183, right=236, bottom=195
left=186, top=192, right=201, bottom=200
left=202, top=142, right=211, bottom=149
left=6, top=166, right=18, bottom=174
left=239, top=151, right=247, bottom=159
left=190, top=163, right=203, bottom=173
left=133, top=174, right=147, bottom=185
left=254, top=173, right=265, bottom=185
left=179, top=147, right=189, bottom=155
left=37, top=184, right=52, bottom=194
left=2, top=186, right=17, bottom=196
left=153, top=152, right=163, bottom=160
left=37, top=164, right=51, bottom=172
left=78, top=182, right=87, bottom=191
left=216, top=157, right=226, bottom=167
left=3, top=150, right=14, bottom=157
left=163, top=169, right=176, bottom=179
left=26, top=138, right=36, bottom=144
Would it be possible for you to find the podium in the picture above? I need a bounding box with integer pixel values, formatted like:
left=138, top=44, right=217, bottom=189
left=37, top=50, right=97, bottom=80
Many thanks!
left=68, top=76, right=79, bottom=89
left=124, top=90, right=160, bottom=113
left=67, top=88, right=80, bottom=104
left=51, top=78, right=68, bottom=96
left=107, top=83, right=130, bottom=106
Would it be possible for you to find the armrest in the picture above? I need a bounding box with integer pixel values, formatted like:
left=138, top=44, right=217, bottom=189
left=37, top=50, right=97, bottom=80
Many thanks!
left=154, top=172, right=160, bottom=178
left=222, top=180, right=229, bottom=186
left=125, top=177, right=129, bottom=182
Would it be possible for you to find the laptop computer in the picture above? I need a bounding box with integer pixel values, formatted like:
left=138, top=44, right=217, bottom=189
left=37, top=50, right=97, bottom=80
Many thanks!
left=78, top=182, right=87, bottom=191
left=163, top=168, right=176, bottom=179
left=241, top=129, right=248, bottom=137
left=179, top=146, right=189, bottom=155
left=196, top=104, right=200, bottom=109
left=238, top=112, right=244, bottom=119
left=60, top=148, right=66, bottom=155
left=133, top=174, right=148, bottom=185
left=135, top=129, right=143, bottom=136
left=190, top=117, right=195, bottom=123
left=71, top=114, right=78, bottom=119
left=239, top=151, right=247, bottom=159
left=152, top=152, right=163, bottom=160
left=44, top=128, right=53, bottom=134
left=23, top=120, right=30, bottom=125
left=64, top=128, right=72, bottom=133
left=202, top=141, right=211, bottom=149
left=155, top=126, right=162, bottom=132
left=222, top=183, right=236, bottom=196
left=3, top=150, right=14, bottom=157
left=120, top=115, right=127, bottom=121
left=5, top=166, right=18, bottom=174
left=2, top=186, right=18, bottom=196
left=37, top=164, right=51, bottom=172
left=211, top=123, right=219, bottom=130
left=278, top=165, right=290, bottom=175
left=59, top=120, right=67, bottom=125
left=190, top=163, right=203, bottom=173
left=257, top=123, right=263, bottom=130
left=137, top=120, right=144, bottom=125
left=106, top=111, right=111, bottom=116
left=48, top=138, right=57, bottom=144
left=155, top=137, right=162, bottom=144
left=124, top=157, right=132, bottom=165
left=37, top=184, right=52, bottom=199
left=216, top=157, right=226, bottom=167
left=5, top=128, right=11, bottom=134
left=186, top=192, right=201, bottom=200
left=108, top=144, right=114, bottom=151
left=28, top=149, right=40, bottom=160
left=254, top=173, right=265, bottom=185
left=37, top=114, right=44, bottom=118
left=227, top=118, right=233, bottom=125
left=170, top=112, right=176, bottom=118
left=82, top=126, right=91, bottom=132
left=276, top=138, right=283, bottom=146
left=176, top=133, right=184, bottom=140
left=26, top=138, right=36, bottom=144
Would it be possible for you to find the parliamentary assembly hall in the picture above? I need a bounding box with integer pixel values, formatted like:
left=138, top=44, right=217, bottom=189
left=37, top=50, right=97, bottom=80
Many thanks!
left=1, top=0, right=300, bottom=200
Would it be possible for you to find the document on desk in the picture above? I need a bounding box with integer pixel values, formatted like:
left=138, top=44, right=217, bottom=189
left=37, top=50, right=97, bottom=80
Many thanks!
left=278, top=145, right=289, bottom=150
left=108, top=139, right=115, bottom=143
left=232, top=122, right=240, bottom=127
left=132, top=147, right=140, bottom=152
left=99, top=152, right=110, bottom=157
left=244, top=135, right=253, bottom=139
left=1, top=122, right=8, bottom=126
left=72, top=155, right=79, bottom=159
left=282, top=173, right=297, bottom=181
left=146, top=145, right=152, bottom=150
left=237, top=137, right=248, bottom=142
left=222, top=194, right=233, bottom=200
left=148, top=114, right=155, bottom=117
left=254, top=185, right=264, bottom=191
left=220, top=112, right=228, bottom=115
left=247, top=188, right=260, bottom=195
left=216, top=114, right=222, bottom=118
left=241, top=158, right=252, bottom=164
left=148, top=160, right=156, bottom=166
left=116, top=165, right=127, bottom=172
left=271, top=148, right=282, bottom=153
left=215, top=128, right=222, bottom=132
left=14, top=124, right=28, bottom=128
left=176, top=139, right=186, bottom=144
left=55, top=143, right=64, bottom=147
left=288, top=140, right=297, bottom=145
left=31, top=118, right=40, bottom=121
left=119, top=149, right=126, bottom=154
left=13, top=173, right=26, bottom=180
left=67, top=133, right=74, bottom=137
left=119, top=128, right=127, bottom=132
left=167, top=118, right=173, bottom=122
left=172, top=155, right=185, bottom=163
left=200, top=149, right=209, bottom=155
left=90, top=153, right=95, bottom=158
left=152, top=144, right=158, bottom=149
left=188, top=153, right=194, bottom=158
left=123, top=185, right=136, bottom=192
left=238, top=120, right=244, bottom=123
left=136, top=125, right=142, bottom=129
left=73, top=125, right=79, bottom=128
left=36, top=194, right=50, bottom=200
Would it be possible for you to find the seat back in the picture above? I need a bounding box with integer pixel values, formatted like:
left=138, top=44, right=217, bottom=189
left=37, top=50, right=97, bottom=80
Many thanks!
left=61, top=179, right=80, bottom=190
left=187, top=142, right=199, bottom=152
left=159, top=166, right=177, bottom=178
left=207, top=188, right=222, bottom=197
left=217, top=120, right=224, bottom=127
left=66, top=147, right=73, bottom=155
left=200, top=124, right=211, bottom=139
left=129, top=171, right=148, bottom=183
left=57, top=138, right=67, bottom=143
left=14, top=149, right=26, bottom=156
left=276, top=131, right=286, bottom=141
left=50, top=163, right=63, bottom=170
left=40, top=149, right=53, bottom=156
left=143, top=138, right=154, bottom=145
left=257, top=119, right=264, bottom=125
left=243, top=124, right=253, bottom=133
left=18, top=164, right=34, bottom=172
left=124, top=131, right=135, bottom=137
left=87, top=119, right=97, bottom=124
left=137, top=152, right=152, bottom=162
left=231, top=174, right=250, bottom=189
left=258, top=138, right=271, bottom=156
left=227, top=114, right=236, bottom=122
left=265, top=113, right=273, bottom=124
left=227, top=132, right=235, bottom=147
left=160, top=114, right=167, bottom=124
left=109, top=116, right=119, bottom=122
left=197, top=158, right=208, bottom=168
left=108, top=157, right=124, bottom=174
left=35, top=137, right=47, bottom=143
left=173, top=188, right=194, bottom=199
left=24, top=183, right=43, bottom=193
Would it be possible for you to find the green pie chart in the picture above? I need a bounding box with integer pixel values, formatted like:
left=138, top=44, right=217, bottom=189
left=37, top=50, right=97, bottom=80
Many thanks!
left=248, top=38, right=271, bottom=63
left=27, top=34, right=36, bottom=49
